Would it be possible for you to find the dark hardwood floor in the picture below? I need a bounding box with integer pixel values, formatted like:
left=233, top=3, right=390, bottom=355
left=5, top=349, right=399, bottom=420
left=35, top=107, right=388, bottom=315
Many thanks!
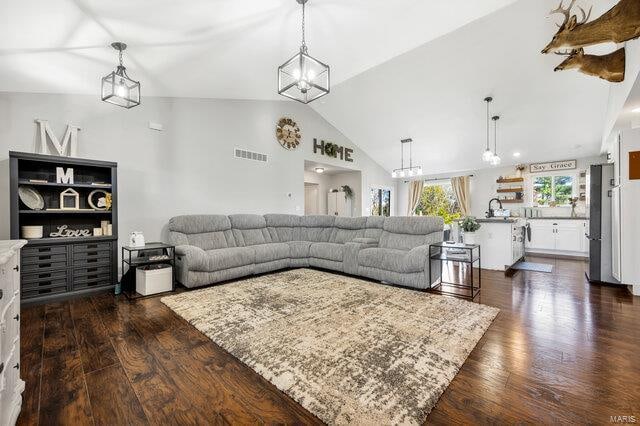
left=17, top=257, right=640, bottom=425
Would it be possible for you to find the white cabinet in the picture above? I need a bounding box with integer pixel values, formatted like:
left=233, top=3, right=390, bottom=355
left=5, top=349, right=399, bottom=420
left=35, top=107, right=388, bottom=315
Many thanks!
left=0, top=240, right=27, bottom=426
left=527, top=222, right=556, bottom=250
left=327, top=191, right=351, bottom=217
left=526, top=220, right=588, bottom=255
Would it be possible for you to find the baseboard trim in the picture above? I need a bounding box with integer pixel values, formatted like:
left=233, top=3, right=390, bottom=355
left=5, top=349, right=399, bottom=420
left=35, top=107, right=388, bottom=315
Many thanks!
left=525, top=251, right=588, bottom=261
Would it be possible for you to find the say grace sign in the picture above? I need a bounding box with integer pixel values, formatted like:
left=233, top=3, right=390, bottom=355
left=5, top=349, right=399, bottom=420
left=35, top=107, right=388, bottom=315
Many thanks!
left=529, top=160, right=577, bottom=173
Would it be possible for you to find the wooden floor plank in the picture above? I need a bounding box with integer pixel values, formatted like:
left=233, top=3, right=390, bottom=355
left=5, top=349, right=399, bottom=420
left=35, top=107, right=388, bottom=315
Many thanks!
left=19, top=258, right=640, bottom=424
left=69, top=297, right=119, bottom=374
left=84, top=364, right=148, bottom=426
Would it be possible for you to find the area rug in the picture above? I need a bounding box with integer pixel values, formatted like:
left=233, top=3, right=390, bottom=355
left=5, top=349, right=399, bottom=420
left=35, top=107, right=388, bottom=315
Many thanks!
left=512, top=261, right=554, bottom=273
left=161, top=269, right=499, bottom=425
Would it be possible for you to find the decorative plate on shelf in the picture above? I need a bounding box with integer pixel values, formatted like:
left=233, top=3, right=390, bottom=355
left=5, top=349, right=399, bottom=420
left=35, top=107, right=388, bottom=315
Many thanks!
left=18, top=185, right=44, bottom=210
left=276, top=117, right=301, bottom=150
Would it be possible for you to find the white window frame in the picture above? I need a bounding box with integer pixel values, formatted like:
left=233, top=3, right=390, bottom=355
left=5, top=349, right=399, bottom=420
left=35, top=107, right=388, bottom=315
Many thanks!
left=530, top=171, right=578, bottom=207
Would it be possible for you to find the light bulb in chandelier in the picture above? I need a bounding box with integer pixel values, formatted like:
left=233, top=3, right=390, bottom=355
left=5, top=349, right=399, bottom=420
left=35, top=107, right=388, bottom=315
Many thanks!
left=482, top=148, right=494, bottom=162
left=490, top=154, right=502, bottom=166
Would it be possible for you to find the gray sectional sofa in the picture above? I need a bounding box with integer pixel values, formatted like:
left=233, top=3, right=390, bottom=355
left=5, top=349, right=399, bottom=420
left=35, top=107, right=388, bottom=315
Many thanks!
left=168, top=214, right=444, bottom=290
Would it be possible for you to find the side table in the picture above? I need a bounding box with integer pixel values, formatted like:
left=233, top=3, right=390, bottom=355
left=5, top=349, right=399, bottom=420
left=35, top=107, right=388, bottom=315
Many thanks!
left=429, top=242, right=481, bottom=299
left=121, top=242, right=176, bottom=299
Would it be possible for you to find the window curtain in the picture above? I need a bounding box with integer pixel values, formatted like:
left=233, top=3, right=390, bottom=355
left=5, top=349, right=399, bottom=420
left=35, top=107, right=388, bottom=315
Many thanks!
left=406, top=180, right=424, bottom=216
left=451, top=176, right=471, bottom=216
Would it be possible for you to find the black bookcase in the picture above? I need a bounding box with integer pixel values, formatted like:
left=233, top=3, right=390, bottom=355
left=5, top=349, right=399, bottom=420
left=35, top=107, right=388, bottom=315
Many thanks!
left=9, top=151, right=118, bottom=304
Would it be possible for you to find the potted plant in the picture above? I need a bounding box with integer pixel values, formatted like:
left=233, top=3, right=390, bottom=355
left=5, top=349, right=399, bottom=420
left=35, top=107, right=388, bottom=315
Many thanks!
left=341, top=185, right=353, bottom=199
left=460, top=216, right=481, bottom=245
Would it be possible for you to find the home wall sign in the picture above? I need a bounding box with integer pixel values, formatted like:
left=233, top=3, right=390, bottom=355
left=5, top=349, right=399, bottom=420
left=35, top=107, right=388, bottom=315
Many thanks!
left=313, top=138, right=354, bottom=163
left=35, top=119, right=81, bottom=157
left=529, top=160, right=577, bottom=173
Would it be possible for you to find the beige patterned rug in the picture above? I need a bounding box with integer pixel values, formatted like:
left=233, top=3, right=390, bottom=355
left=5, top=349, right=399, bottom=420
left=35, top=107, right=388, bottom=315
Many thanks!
left=162, top=269, right=498, bottom=425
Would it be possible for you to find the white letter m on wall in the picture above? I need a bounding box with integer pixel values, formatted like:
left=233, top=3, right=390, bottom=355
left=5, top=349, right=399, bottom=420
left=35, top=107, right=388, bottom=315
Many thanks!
left=35, top=119, right=81, bottom=157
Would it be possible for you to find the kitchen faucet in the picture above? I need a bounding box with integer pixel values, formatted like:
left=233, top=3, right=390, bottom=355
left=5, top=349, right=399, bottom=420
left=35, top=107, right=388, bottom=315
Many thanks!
left=487, top=198, right=503, bottom=218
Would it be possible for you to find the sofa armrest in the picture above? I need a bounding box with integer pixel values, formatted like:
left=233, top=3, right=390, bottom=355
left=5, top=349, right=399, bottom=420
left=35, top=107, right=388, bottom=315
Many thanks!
left=175, top=245, right=206, bottom=257
left=344, top=240, right=377, bottom=274
left=410, top=244, right=441, bottom=287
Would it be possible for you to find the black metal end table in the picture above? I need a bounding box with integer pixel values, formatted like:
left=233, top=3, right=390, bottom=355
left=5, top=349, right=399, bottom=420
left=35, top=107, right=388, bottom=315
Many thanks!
left=429, top=242, right=481, bottom=299
left=121, top=242, right=176, bottom=299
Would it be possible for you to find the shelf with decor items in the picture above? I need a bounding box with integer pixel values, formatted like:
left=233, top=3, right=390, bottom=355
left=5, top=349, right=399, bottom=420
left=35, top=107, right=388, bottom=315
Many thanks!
left=496, top=187, right=524, bottom=193
left=496, top=177, right=524, bottom=184
left=9, top=151, right=118, bottom=304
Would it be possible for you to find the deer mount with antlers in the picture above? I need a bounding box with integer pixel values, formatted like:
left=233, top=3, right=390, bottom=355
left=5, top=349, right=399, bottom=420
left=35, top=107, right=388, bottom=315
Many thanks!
left=541, top=0, right=640, bottom=83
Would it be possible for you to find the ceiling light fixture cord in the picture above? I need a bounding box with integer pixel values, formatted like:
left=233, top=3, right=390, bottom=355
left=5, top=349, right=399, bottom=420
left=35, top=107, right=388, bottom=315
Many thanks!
left=486, top=100, right=490, bottom=151
left=494, top=116, right=499, bottom=155
left=301, top=1, right=307, bottom=52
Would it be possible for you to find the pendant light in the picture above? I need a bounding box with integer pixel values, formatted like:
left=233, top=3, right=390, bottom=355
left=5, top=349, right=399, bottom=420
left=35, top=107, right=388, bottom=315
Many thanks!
left=482, top=97, right=494, bottom=162
left=391, top=138, right=423, bottom=178
left=101, top=42, right=141, bottom=109
left=490, top=115, right=502, bottom=166
left=278, top=0, right=330, bottom=104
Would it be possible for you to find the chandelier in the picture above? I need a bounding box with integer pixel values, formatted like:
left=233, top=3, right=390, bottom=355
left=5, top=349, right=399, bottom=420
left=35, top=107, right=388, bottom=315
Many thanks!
left=482, top=97, right=494, bottom=162
left=101, top=42, right=141, bottom=109
left=278, top=0, right=330, bottom=104
left=391, top=138, right=423, bottom=178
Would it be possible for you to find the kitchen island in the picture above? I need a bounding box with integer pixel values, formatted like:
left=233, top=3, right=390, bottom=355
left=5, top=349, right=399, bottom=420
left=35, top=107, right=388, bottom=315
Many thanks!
left=471, top=218, right=525, bottom=271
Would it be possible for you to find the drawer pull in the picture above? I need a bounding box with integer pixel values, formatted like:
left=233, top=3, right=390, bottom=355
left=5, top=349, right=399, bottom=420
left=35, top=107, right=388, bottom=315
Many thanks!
left=38, top=255, right=52, bottom=261
left=88, top=274, right=98, bottom=280
left=87, top=268, right=98, bottom=272
left=14, top=314, right=20, bottom=321
left=39, top=281, right=52, bottom=287
left=14, top=363, right=19, bottom=370
left=39, top=273, right=52, bottom=279
left=13, top=265, right=19, bottom=272
left=40, top=263, right=52, bottom=268
left=87, top=251, right=98, bottom=256
left=38, top=247, right=52, bottom=253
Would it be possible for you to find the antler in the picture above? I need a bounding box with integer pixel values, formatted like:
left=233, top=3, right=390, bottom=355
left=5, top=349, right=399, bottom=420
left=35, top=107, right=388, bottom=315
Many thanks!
left=577, top=5, right=592, bottom=24
left=549, top=0, right=576, bottom=28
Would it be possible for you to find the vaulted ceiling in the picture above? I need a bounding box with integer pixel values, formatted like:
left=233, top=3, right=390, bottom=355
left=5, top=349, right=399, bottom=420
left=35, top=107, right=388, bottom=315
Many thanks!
left=0, top=0, right=515, bottom=99
left=0, top=0, right=619, bottom=174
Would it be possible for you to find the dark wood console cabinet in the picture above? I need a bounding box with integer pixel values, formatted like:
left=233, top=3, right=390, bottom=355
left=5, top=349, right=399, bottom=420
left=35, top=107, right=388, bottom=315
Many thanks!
left=9, top=151, right=118, bottom=304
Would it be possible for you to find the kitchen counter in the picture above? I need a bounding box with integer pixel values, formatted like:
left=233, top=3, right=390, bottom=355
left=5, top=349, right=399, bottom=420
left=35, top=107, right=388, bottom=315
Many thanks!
left=477, top=218, right=519, bottom=223
left=525, top=216, right=589, bottom=220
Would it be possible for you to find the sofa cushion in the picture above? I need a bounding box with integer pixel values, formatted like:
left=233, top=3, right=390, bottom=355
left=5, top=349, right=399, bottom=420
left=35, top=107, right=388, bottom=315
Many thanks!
left=379, top=217, right=444, bottom=251
left=288, top=241, right=312, bottom=258
left=168, top=215, right=236, bottom=250
left=358, top=247, right=426, bottom=273
left=229, top=214, right=271, bottom=246
left=252, top=243, right=290, bottom=264
left=299, top=215, right=335, bottom=242
left=329, top=217, right=366, bottom=243
left=309, top=242, right=344, bottom=262
left=265, top=214, right=301, bottom=242
left=364, top=216, right=385, bottom=240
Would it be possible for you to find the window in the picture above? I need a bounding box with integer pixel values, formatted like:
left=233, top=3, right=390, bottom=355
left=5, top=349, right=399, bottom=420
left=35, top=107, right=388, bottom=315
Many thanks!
left=415, top=181, right=461, bottom=224
left=370, top=188, right=391, bottom=217
left=532, top=174, right=575, bottom=206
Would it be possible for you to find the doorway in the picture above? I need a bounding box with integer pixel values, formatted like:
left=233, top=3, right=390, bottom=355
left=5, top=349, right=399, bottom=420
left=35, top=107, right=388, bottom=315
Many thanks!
left=304, top=183, right=319, bottom=215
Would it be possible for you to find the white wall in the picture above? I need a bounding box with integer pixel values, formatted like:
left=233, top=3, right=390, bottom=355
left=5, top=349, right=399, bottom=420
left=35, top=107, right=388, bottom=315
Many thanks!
left=398, top=155, right=606, bottom=218
left=0, top=92, right=395, bottom=245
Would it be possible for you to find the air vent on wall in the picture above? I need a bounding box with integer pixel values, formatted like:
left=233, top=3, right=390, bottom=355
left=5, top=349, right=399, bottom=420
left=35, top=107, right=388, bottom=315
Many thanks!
left=234, top=148, right=268, bottom=163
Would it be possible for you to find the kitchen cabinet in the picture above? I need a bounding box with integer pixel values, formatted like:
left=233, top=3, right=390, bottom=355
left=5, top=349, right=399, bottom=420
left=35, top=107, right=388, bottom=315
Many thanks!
left=526, top=219, right=588, bottom=255
left=472, top=220, right=525, bottom=271
left=327, top=191, right=351, bottom=217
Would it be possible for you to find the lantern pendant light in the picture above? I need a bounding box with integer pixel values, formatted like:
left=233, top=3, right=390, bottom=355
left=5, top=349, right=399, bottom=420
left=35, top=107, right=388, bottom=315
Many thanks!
left=101, top=42, right=141, bottom=109
left=482, top=97, right=494, bottom=162
left=278, top=0, right=330, bottom=104
left=490, top=115, right=502, bottom=166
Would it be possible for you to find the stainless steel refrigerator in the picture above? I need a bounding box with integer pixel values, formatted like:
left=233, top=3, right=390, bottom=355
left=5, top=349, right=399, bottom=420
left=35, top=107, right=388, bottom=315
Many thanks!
left=586, top=164, right=620, bottom=284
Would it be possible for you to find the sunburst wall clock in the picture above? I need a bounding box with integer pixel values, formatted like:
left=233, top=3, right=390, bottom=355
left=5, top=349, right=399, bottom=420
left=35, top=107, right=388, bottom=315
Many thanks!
left=276, top=117, right=301, bottom=150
